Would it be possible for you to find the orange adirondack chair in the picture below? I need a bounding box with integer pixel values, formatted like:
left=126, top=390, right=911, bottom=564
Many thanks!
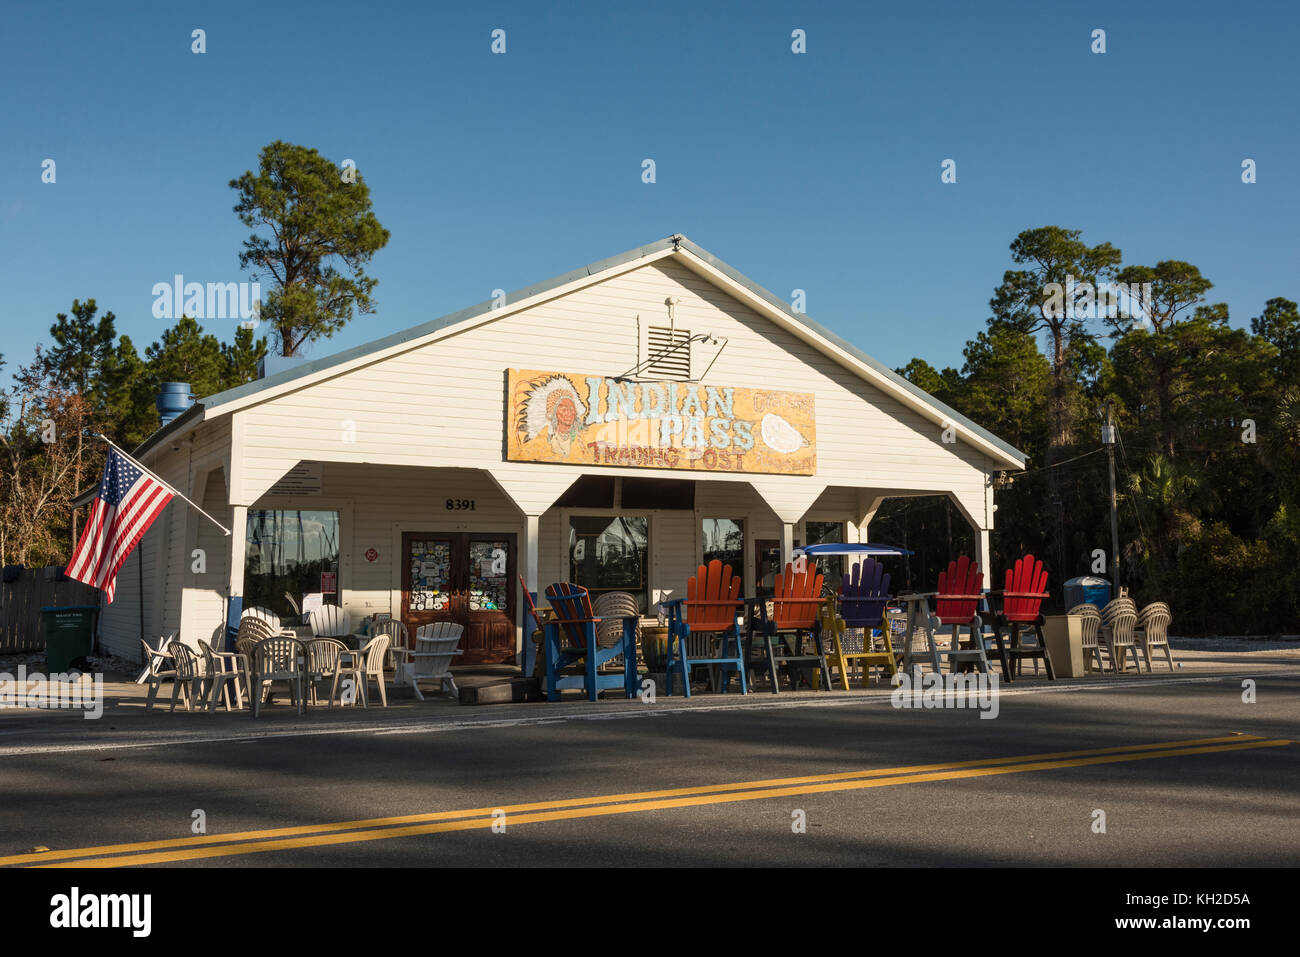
left=663, top=560, right=747, bottom=697
left=922, top=556, right=992, bottom=674
left=762, top=562, right=831, bottom=693
left=543, top=582, right=638, bottom=701
left=989, top=554, right=1053, bottom=680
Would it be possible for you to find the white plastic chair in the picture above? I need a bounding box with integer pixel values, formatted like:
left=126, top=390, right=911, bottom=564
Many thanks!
left=139, top=635, right=176, bottom=710
left=332, top=635, right=390, bottom=707
left=406, top=623, right=463, bottom=700
left=242, top=607, right=282, bottom=630
left=372, top=619, right=410, bottom=673
left=168, top=644, right=207, bottom=712
left=200, top=641, right=247, bottom=713
left=1100, top=598, right=1141, bottom=674
left=1068, top=603, right=1105, bottom=674
left=1136, top=602, right=1174, bottom=671
left=593, top=592, right=641, bottom=674
left=303, top=638, right=348, bottom=705
left=250, top=636, right=306, bottom=717
left=309, top=604, right=351, bottom=638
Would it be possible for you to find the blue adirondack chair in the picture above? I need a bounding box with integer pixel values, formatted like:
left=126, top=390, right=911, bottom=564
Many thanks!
left=662, top=560, right=748, bottom=697
left=543, top=582, right=639, bottom=702
left=826, top=558, right=899, bottom=689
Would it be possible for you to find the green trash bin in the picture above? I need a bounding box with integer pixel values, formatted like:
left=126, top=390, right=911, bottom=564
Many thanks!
left=41, top=606, right=99, bottom=673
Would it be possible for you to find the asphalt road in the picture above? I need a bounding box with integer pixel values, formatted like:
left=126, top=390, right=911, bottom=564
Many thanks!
left=1, top=672, right=1296, bottom=867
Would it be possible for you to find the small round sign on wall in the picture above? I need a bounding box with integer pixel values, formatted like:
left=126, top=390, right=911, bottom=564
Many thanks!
left=364, top=548, right=379, bottom=563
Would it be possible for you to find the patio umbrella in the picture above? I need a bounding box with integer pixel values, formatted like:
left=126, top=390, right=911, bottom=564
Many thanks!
left=795, top=542, right=914, bottom=588
left=794, top=543, right=914, bottom=557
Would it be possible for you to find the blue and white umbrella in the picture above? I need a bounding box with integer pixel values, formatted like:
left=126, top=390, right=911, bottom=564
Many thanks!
left=794, top=542, right=913, bottom=558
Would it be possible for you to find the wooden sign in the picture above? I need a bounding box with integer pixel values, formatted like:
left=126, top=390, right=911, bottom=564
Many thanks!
left=505, top=369, right=816, bottom=475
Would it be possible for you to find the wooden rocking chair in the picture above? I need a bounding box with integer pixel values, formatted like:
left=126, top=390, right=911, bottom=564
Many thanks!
left=663, top=560, right=748, bottom=697
left=543, top=583, right=639, bottom=701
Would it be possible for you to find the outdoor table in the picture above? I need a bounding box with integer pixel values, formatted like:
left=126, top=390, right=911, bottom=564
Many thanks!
left=895, top=592, right=938, bottom=674
left=894, top=590, right=946, bottom=670
left=741, top=597, right=772, bottom=684
left=743, top=595, right=825, bottom=691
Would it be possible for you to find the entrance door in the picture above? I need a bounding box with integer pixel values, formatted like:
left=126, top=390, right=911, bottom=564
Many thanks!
left=402, top=532, right=517, bottom=664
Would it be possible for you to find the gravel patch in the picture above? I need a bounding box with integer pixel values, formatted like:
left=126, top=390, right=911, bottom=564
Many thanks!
left=0, top=650, right=139, bottom=678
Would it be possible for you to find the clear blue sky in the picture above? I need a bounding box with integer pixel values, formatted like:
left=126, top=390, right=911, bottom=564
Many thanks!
left=2, top=0, right=1296, bottom=388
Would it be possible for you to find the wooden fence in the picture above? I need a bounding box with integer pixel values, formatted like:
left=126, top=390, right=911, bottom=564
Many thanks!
left=0, top=567, right=101, bottom=653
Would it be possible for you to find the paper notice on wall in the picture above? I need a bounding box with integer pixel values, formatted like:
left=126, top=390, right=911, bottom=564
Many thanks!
left=267, top=462, right=323, bottom=496
left=320, top=572, right=337, bottom=594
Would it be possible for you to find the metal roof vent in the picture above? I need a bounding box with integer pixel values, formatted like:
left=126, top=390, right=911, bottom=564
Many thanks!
left=156, top=382, right=194, bottom=425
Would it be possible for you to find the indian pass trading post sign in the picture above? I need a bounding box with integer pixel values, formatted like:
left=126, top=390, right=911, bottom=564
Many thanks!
left=506, top=369, right=816, bottom=475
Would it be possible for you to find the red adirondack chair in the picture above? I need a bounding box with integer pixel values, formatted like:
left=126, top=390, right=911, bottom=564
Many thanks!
left=989, top=554, right=1054, bottom=681
left=761, top=562, right=831, bottom=693
left=542, top=582, right=638, bottom=701
left=662, top=560, right=747, bottom=697
left=925, top=555, right=992, bottom=674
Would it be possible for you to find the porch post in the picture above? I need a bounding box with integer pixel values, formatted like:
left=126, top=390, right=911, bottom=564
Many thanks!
left=975, top=526, right=992, bottom=583
left=780, top=522, right=795, bottom=567
left=521, top=513, right=540, bottom=668
left=977, top=475, right=995, bottom=584
left=226, top=504, right=248, bottom=648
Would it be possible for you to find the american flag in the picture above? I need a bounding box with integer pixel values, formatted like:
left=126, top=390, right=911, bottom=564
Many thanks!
left=66, top=446, right=174, bottom=603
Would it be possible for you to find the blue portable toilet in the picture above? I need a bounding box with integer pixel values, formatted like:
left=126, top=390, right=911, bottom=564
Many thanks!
left=1064, top=575, right=1111, bottom=609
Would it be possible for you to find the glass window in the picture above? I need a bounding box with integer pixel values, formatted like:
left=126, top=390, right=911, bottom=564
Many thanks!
left=408, top=537, right=452, bottom=613
left=468, top=539, right=509, bottom=612
left=805, top=520, right=845, bottom=594
left=568, top=516, right=649, bottom=612
left=245, top=510, right=340, bottom=620
left=702, top=518, right=744, bottom=593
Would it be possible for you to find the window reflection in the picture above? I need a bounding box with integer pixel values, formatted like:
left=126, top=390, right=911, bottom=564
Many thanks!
left=702, top=518, right=744, bottom=592
left=245, top=510, right=341, bottom=619
left=568, top=516, right=649, bottom=612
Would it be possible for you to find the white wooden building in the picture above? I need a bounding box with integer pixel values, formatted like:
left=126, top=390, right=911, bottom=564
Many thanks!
left=96, top=235, right=1026, bottom=664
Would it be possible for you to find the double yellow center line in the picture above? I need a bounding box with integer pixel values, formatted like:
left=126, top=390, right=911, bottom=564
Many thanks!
left=3, top=734, right=1287, bottom=867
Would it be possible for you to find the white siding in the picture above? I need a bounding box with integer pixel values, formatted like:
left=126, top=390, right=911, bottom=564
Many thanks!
left=177, top=466, right=232, bottom=648
left=96, top=544, right=145, bottom=660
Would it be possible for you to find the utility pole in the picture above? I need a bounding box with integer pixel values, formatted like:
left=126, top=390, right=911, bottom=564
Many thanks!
left=1103, top=401, right=1120, bottom=599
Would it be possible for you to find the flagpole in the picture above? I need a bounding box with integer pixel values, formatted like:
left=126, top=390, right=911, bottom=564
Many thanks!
left=87, top=433, right=232, bottom=537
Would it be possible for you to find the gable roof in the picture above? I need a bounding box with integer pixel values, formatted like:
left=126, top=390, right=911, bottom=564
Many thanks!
left=135, top=235, right=1027, bottom=469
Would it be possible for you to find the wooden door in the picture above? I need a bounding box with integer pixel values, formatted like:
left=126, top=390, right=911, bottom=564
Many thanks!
left=403, top=533, right=459, bottom=638
left=402, top=532, right=517, bottom=665
left=463, top=534, right=516, bottom=664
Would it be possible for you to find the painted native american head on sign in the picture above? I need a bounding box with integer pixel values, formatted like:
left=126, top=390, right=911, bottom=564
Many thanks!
left=519, top=375, right=587, bottom=457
